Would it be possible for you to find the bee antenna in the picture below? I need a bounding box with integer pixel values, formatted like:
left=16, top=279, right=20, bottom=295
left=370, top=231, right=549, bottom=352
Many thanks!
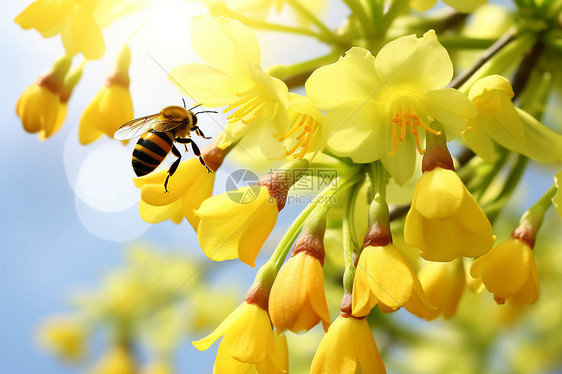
left=195, top=110, right=218, bottom=115
left=182, top=98, right=186, bottom=108
left=188, top=103, right=204, bottom=111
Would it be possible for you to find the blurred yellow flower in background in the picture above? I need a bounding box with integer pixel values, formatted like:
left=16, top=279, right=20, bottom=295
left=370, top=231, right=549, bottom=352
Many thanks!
left=410, top=0, right=486, bottom=13
left=90, top=344, right=136, bottom=374
left=419, top=258, right=466, bottom=319
left=79, top=45, right=133, bottom=145
left=37, top=315, right=87, bottom=361
left=15, top=0, right=106, bottom=60
left=16, top=56, right=78, bottom=140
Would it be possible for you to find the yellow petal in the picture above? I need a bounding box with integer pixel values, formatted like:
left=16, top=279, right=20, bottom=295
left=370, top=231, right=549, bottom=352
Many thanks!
left=443, top=0, right=487, bottom=13
left=351, top=318, right=386, bottom=373
left=375, top=30, right=453, bottom=92
left=195, top=186, right=278, bottom=267
left=61, top=5, right=105, bottom=59
left=310, top=317, right=359, bottom=374
left=138, top=199, right=184, bottom=224
left=169, top=63, right=239, bottom=107
left=365, top=245, right=414, bottom=309
left=306, top=47, right=380, bottom=110
left=193, top=302, right=250, bottom=351
left=15, top=0, right=72, bottom=37
left=414, top=168, right=465, bottom=220
left=220, top=303, right=272, bottom=364
left=190, top=15, right=260, bottom=79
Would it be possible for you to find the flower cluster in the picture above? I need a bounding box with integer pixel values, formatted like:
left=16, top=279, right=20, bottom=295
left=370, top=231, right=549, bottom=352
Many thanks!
left=16, top=0, right=562, bottom=372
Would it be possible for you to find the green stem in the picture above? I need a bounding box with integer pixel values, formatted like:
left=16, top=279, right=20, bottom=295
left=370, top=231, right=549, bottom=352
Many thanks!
left=521, top=184, right=557, bottom=230
left=269, top=169, right=362, bottom=271
left=469, top=148, right=510, bottom=200
left=342, top=181, right=364, bottom=295
left=438, top=36, right=497, bottom=50
left=267, top=50, right=343, bottom=87
left=285, top=0, right=339, bottom=41
left=484, top=155, right=529, bottom=224
left=367, top=161, right=387, bottom=201
left=380, top=0, right=408, bottom=36
left=366, top=0, right=384, bottom=36
left=457, top=31, right=536, bottom=93
left=342, top=0, right=375, bottom=37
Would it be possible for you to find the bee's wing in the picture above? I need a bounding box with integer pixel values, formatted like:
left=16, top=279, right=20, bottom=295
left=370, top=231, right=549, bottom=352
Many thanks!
left=113, top=114, right=182, bottom=140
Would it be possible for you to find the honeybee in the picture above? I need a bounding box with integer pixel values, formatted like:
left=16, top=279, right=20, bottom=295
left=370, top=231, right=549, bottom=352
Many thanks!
left=114, top=101, right=216, bottom=192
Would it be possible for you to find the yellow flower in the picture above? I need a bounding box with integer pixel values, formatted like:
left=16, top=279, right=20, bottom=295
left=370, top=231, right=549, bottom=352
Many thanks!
left=141, top=360, right=173, bottom=374
left=310, top=315, right=386, bottom=374
left=269, top=252, right=331, bottom=333
left=193, top=302, right=288, bottom=374
left=352, top=243, right=438, bottom=320
left=196, top=160, right=307, bottom=266
left=79, top=45, right=133, bottom=145
left=170, top=15, right=290, bottom=159
left=463, top=75, right=562, bottom=162
left=410, top=0, right=486, bottom=13
left=418, top=259, right=465, bottom=319
left=135, top=157, right=215, bottom=230
left=37, top=315, right=86, bottom=361
left=279, top=93, right=325, bottom=159
left=91, top=344, right=137, bottom=374
left=470, top=238, right=539, bottom=306
left=16, top=56, right=82, bottom=140
left=554, top=170, right=562, bottom=219
left=195, top=185, right=278, bottom=267
left=15, top=0, right=105, bottom=60
left=404, top=167, right=495, bottom=261
left=306, top=31, right=475, bottom=184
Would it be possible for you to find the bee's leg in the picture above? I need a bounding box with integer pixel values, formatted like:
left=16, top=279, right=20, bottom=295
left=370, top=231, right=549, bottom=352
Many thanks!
left=176, top=138, right=212, bottom=173
left=192, top=126, right=212, bottom=139
left=164, top=145, right=182, bottom=193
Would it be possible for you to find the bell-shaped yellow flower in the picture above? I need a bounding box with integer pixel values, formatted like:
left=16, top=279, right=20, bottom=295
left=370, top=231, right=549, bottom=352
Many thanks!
left=37, top=315, right=87, bottom=361
left=410, top=0, right=486, bottom=13
left=419, top=258, right=465, bottom=319
left=195, top=185, right=278, bottom=267
left=306, top=31, right=475, bottom=184
left=404, top=167, right=495, bottom=261
left=79, top=45, right=133, bottom=145
left=15, top=0, right=105, bottom=60
left=310, top=315, right=386, bottom=374
left=196, top=160, right=307, bottom=266
left=135, top=157, right=215, bottom=229
left=16, top=56, right=81, bottom=140
left=464, top=75, right=562, bottom=162
left=352, top=243, right=438, bottom=320
left=170, top=15, right=290, bottom=158
left=91, top=344, right=136, bottom=374
left=269, top=252, right=331, bottom=333
left=470, top=238, right=539, bottom=306
left=279, top=93, right=325, bottom=159
left=193, top=302, right=288, bottom=374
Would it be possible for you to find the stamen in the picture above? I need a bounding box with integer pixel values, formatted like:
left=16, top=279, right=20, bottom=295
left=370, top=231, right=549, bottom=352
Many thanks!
left=281, top=115, right=317, bottom=159
left=388, top=98, right=440, bottom=156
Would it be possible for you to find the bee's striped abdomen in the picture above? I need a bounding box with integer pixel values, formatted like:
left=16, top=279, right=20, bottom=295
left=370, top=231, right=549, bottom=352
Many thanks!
left=132, top=130, right=174, bottom=177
